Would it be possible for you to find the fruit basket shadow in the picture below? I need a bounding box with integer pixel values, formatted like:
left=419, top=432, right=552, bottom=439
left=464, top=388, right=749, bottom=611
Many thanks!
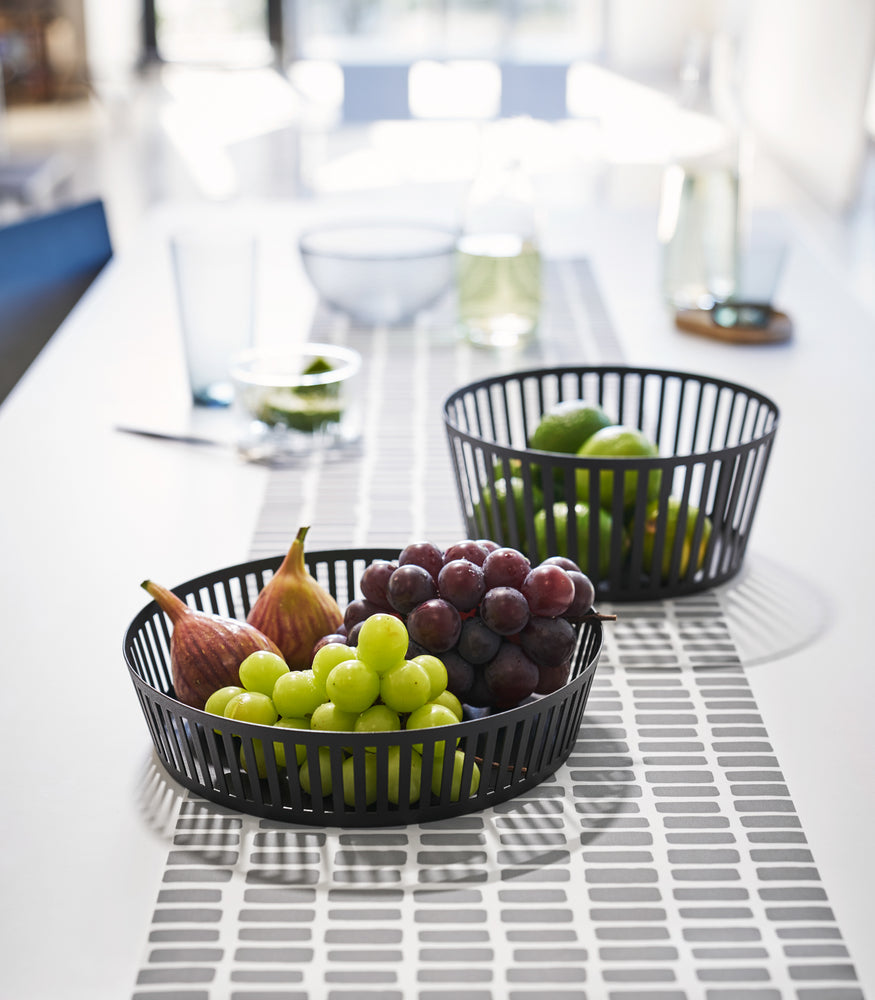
left=443, top=366, right=780, bottom=601
left=124, top=549, right=604, bottom=828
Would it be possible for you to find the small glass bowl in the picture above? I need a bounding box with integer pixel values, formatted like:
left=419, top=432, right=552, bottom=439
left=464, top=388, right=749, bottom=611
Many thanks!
left=298, top=222, right=457, bottom=326
left=231, top=344, right=362, bottom=463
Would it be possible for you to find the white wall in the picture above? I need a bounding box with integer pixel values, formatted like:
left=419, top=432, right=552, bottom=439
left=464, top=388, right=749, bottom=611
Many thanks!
left=736, top=0, right=875, bottom=211
left=82, top=0, right=143, bottom=96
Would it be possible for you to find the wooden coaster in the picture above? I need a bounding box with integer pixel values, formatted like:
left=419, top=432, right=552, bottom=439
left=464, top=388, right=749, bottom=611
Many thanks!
left=675, top=307, right=793, bottom=344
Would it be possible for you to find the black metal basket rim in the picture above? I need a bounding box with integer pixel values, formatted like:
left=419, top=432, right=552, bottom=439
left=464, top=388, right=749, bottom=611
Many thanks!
left=123, top=549, right=604, bottom=750
left=442, top=364, right=780, bottom=409
left=442, top=365, right=780, bottom=434
left=443, top=365, right=780, bottom=462
left=140, top=549, right=367, bottom=603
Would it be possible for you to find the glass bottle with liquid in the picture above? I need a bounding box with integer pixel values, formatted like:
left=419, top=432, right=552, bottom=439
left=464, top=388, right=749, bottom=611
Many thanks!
left=657, top=33, right=742, bottom=311
left=456, top=155, right=542, bottom=348
left=658, top=141, right=740, bottom=310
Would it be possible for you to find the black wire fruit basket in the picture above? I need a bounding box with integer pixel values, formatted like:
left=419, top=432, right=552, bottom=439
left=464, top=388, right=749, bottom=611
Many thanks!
left=123, top=548, right=604, bottom=828
left=443, top=366, right=780, bottom=601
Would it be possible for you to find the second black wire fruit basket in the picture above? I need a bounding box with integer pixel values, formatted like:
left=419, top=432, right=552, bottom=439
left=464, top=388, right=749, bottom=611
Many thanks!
left=443, top=365, right=780, bottom=601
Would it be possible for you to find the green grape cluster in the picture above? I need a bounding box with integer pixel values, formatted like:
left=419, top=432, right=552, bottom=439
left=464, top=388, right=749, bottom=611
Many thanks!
left=203, top=615, right=481, bottom=805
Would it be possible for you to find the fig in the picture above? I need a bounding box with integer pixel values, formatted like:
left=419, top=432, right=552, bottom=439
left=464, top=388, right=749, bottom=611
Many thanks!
left=141, top=580, right=283, bottom=710
left=247, top=525, right=343, bottom=669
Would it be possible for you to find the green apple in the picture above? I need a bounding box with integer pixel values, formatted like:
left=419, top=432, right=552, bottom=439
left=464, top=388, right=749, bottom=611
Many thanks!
left=641, top=497, right=712, bottom=580
left=534, top=501, right=616, bottom=579
left=576, top=425, right=660, bottom=510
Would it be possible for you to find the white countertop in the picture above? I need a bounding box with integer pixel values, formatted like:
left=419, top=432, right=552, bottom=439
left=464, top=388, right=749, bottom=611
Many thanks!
left=1, top=189, right=873, bottom=998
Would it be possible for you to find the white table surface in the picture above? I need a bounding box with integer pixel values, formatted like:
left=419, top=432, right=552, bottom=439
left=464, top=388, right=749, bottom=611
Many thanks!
left=1, top=188, right=873, bottom=999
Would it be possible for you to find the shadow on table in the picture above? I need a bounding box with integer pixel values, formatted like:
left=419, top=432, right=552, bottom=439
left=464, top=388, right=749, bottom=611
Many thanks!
left=137, top=749, right=188, bottom=838
left=134, top=722, right=634, bottom=886
left=716, top=551, right=833, bottom=667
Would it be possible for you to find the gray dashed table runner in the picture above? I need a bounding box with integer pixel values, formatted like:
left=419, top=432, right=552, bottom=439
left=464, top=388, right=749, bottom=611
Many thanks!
left=133, top=261, right=863, bottom=999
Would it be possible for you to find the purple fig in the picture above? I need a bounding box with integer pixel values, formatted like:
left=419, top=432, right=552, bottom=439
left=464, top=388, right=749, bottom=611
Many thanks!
left=247, top=525, right=343, bottom=669
left=141, top=580, right=283, bottom=710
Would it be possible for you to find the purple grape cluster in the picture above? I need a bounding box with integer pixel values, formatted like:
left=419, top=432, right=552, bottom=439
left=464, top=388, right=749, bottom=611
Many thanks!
left=337, top=540, right=596, bottom=711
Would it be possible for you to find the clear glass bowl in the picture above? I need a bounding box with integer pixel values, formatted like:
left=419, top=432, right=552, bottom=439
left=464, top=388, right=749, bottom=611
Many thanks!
left=231, top=343, right=362, bottom=463
left=298, top=222, right=457, bottom=325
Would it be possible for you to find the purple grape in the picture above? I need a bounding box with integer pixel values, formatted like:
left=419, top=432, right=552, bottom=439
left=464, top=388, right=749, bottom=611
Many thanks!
left=406, top=598, right=462, bottom=652
left=480, top=587, right=530, bottom=635
left=519, top=615, right=576, bottom=668
left=464, top=667, right=493, bottom=708
left=387, top=563, right=438, bottom=614
left=443, top=540, right=489, bottom=566
left=457, top=616, right=502, bottom=665
left=540, top=555, right=582, bottom=573
left=360, top=559, right=397, bottom=610
left=406, top=638, right=429, bottom=659
left=482, top=546, right=531, bottom=590
left=475, top=538, right=500, bottom=553
left=437, top=558, right=486, bottom=612
left=312, top=633, right=349, bottom=657
left=534, top=658, right=572, bottom=695
left=521, top=565, right=575, bottom=618
left=343, top=598, right=384, bottom=632
left=563, top=570, right=596, bottom=623
left=347, top=621, right=364, bottom=645
left=441, top=648, right=475, bottom=698
left=484, top=643, right=539, bottom=709
left=398, top=541, right=445, bottom=582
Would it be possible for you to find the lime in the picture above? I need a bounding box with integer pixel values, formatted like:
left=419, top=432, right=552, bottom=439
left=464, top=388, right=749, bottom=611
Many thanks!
left=533, top=501, right=616, bottom=579
left=474, top=476, right=543, bottom=550
left=529, top=400, right=613, bottom=455
left=255, top=355, right=345, bottom=432
left=257, top=389, right=343, bottom=432
left=304, top=356, right=334, bottom=375
left=641, top=497, right=712, bottom=580
left=489, top=457, right=524, bottom=482
left=575, top=425, right=660, bottom=510
left=296, top=356, right=339, bottom=398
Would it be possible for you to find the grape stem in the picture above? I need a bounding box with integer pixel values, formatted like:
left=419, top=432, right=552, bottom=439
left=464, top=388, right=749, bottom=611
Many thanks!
left=475, top=755, right=527, bottom=775
left=581, top=612, right=617, bottom=621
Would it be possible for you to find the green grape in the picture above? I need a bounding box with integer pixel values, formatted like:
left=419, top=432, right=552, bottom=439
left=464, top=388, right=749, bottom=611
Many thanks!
left=240, top=740, right=272, bottom=778
left=432, top=749, right=481, bottom=800
left=379, top=659, right=432, bottom=714
left=411, top=653, right=449, bottom=699
left=386, top=745, right=422, bottom=805
left=432, top=689, right=463, bottom=722
left=224, top=691, right=278, bottom=726
left=354, top=704, right=401, bottom=752
left=299, top=746, right=335, bottom=797
left=274, top=716, right=310, bottom=766
left=355, top=613, right=410, bottom=674
left=310, top=701, right=359, bottom=732
left=325, top=659, right=381, bottom=713
left=240, top=736, right=293, bottom=777
left=312, top=642, right=353, bottom=691
left=341, top=754, right=378, bottom=806
left=406, top=701, right=460, bottom=756
left=272, top=669, right=325, bottom=718
left=238, top=650, right=289, bottom=696
left=204, top=685, right=246, bottom=717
